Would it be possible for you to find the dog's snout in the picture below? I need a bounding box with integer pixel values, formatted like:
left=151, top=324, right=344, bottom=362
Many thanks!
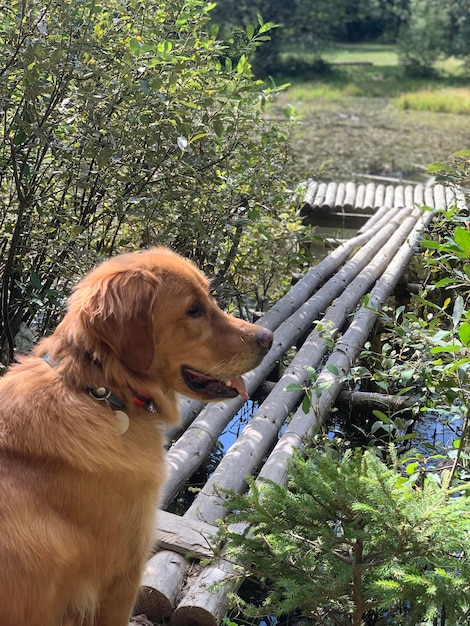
left=256, top=327, right=273, bottom=351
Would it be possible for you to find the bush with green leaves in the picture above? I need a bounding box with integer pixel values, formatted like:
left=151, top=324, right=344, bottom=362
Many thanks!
left=349, top=202, right=470, bottom=462
left=0, top=0, right=307, bottom=366
left=396, top=0, right=453, bottom=75
left=221, top=442, right=470, bottom=626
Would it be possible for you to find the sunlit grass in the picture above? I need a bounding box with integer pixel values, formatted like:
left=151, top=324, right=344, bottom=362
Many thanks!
left=281, top=83, right=345, bottom=103
left=272, top=44, right=469, bottom=105
left=322, top=43, right=399, bottom=66
left=393, top=88, right=470, bottom=114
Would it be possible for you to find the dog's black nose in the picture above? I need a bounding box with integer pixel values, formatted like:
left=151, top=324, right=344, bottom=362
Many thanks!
left=256, top=327, right=273, bottom=350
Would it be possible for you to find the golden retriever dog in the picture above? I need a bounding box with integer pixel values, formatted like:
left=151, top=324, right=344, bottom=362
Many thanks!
left=0, top=247, right=273, bottom=626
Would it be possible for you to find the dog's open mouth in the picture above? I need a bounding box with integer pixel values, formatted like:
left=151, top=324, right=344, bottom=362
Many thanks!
left=182, top=366, right=249, bottom=401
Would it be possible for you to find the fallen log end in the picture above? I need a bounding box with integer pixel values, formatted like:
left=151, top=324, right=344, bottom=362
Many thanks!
left=134, top=586, right=173, bottom=621
left=172, top=605, right=218, bottom=626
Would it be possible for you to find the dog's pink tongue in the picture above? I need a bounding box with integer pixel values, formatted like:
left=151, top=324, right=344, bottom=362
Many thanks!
left=228, top=376, right=249, bottom=401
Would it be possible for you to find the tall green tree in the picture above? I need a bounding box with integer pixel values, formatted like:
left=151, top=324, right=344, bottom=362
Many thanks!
left=0, top=0, right=305, bottom=366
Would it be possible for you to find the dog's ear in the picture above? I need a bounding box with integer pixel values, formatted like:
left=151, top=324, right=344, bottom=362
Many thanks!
left=82, top=269, right=159, bottom=373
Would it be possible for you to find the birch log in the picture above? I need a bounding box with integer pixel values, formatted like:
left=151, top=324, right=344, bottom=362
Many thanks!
left=404, top=184, right=414, bottom=207
left=313, top=181, right=327, bottom=208
left=337, top=390, right=420, bottom=411
left=323, top=182, right=337, bottom=211
left=344, top=181, right=356, bottom=210
left=160, top=207, right=413, bottom=508
left=138, top=193, right=442, bottom=623
left=413, top=184, right=425, bottom=207
left=261, top=204, right=407, bottom=330
left=175, top=204, right=414, bottom=436
left=170, top=206, right=435, bottom=626
left=137, top=208, right=423, bottom=619
left=433, top=184, right=447, bottom=210
left=174, top=184, right=447, bottom=436
left=303, top=180, right=318, bottom=207
left=363, top=182, right=376, bottom=210
left=395, top=185, right=405, bottom=207
left=384, top=184, right=395, bottom=207
left=335, top=182, right=346, bottom=207
left=185, top=210, right=422, bottom=525
left=373, top=184, right=385, bottom=209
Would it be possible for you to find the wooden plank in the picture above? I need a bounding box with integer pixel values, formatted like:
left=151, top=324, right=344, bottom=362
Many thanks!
left=343, top=181, right=356, bottom=210
left=323, top=182, right=337, bottom=211
left=413, top=184, right=425, bottom=207
left=313, top=181, right=328, bottom=208
left=373, top=184, right=385, bottom=208
left=424, top=185, right=435, bottom=208
left=335, top=182, right=346, bottom=207
left=363, top=183, right=376, bottom=210
left=355, top=183, right=366, bottom=211
left=303, top=180, right=318, bottom=207
left=394, top=185, right=405, bottom=207
left=384, top=184, right=395, bottom=207
left=156, top=511, right=217, bottom=559
left=404, top=184, right=414, bottom=207
left=433, top=184, right=447, bottom=210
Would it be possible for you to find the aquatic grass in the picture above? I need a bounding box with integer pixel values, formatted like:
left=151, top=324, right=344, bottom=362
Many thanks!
left=393, top=88, right=470, bottom=114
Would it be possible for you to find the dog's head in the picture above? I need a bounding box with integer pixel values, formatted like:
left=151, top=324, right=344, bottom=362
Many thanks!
left=64, top=248, right=272, bottom=402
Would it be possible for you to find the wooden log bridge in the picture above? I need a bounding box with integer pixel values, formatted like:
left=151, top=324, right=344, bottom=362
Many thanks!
left=301, top=179, right=462, bottom=228
left=132, top=183, right=462, bottom=626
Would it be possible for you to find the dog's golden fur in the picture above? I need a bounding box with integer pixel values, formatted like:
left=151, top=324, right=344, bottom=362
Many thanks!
left=0, top=248, right=272, bottom=626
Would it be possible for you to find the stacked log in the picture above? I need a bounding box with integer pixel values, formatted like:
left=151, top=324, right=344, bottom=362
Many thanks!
left=132, top=182, right=464, bottom=626
left=302, top=180, right=450, bottom=215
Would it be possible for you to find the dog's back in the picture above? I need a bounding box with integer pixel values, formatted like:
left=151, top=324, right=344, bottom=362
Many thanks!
left=0, top=356, right=165, bottom=626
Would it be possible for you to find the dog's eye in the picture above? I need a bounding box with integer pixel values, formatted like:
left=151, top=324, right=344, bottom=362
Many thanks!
left=187, top=305, right=204, bottom=318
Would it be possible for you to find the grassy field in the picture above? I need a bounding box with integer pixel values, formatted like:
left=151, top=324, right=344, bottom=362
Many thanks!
left=322, top=43, right=400, bottom=65
left=277, top=44, right=468, bottom=101
left=270, top=44, right=470, bottom=182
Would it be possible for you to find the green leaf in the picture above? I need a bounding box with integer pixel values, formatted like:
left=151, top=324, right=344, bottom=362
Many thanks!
left=458, top=322, right=470, bottom=347
left=30, top=270, right=42, bottom=289
left=372, top=410, right=390, bottom=424
left=129, top=37, right=142, bottom=55
left=433, top=277, right=454, bottom=288
left=212, top=117, right=224, bottom=136
left=406, top=461, right=419, bottom=475
left=284, top=383, right=305, bottom=392
left=429, top=345, right=460, bottom=354
left=236, top=54, right=248, bottom=74
left=427, top=162, right=454, bottom=173
left=400, top=368, right=414, bottom=382
left=454, top=226, right=470, bottom=256
left=371, top=420, right=387, bottom=434
left=301, top=393, right=311, bottom=413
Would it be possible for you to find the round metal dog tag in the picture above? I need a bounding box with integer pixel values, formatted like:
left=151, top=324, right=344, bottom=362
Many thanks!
left=114, top=410, right=130, bottom=434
